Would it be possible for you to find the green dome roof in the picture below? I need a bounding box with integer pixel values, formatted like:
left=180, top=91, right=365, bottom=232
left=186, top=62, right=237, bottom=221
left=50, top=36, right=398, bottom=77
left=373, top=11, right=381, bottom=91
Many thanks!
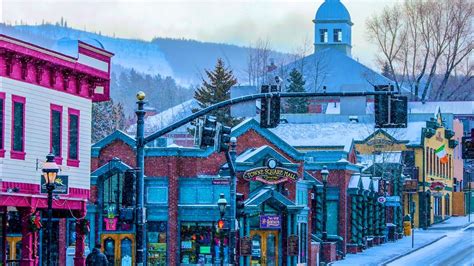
left=315, top=0, right=351, bottom=22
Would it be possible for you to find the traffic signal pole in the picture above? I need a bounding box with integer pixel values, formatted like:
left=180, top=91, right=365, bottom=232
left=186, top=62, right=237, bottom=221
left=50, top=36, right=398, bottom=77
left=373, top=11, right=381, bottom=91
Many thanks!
left=135, top=90, right=397, bottom=264
left=143, top=91, right=397, bottom=144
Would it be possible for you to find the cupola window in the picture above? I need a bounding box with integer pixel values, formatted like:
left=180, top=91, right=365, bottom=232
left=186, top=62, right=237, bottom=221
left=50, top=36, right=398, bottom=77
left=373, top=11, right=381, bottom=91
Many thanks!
left=333, top=29, right=342, bottom=42
left=319, top=29, right=328, bottom=43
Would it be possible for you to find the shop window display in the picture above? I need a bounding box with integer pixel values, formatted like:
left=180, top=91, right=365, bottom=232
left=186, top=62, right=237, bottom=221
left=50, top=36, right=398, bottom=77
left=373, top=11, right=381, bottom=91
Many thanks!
left=180, top=222, right=228, bottom=265
left=147, top=221, right=167, bottom=265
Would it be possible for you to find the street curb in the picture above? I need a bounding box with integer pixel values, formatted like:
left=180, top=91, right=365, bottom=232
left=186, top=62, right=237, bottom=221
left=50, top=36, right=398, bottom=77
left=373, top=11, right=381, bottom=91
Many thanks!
left=428, top=221, right=474, bottom=231
left=380, top=234, right=447, bottom=265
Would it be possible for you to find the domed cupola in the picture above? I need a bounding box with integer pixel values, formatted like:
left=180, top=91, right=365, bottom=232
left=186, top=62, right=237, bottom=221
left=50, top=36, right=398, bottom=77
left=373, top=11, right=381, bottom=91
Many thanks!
left=313, top=0, right=353, bottom=56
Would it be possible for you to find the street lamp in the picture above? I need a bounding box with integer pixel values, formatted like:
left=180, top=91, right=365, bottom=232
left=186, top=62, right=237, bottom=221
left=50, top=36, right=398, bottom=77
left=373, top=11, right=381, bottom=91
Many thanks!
left=321, top=165, right=329, bottom=241
left=217, top=193, right=227, bottom=266
left=42, top=153, right=59, bottom=266
left=217, top=193, right=228, bottom=217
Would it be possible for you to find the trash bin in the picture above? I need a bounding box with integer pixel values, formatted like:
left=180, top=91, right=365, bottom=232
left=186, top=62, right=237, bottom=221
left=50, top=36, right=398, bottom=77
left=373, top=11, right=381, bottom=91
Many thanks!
left=386, top=223, right=396, bottom=241
left=403, top=215, right=412, bottom=236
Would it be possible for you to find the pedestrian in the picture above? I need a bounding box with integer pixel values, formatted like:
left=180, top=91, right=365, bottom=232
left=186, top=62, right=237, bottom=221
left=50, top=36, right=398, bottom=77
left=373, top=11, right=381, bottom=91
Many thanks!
left=86, top=243, right=109, bottom=266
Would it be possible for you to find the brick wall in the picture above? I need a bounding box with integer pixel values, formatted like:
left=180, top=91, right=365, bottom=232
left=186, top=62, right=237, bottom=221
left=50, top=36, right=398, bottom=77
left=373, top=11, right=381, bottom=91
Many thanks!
left=92, top=128, right=311, bottom=264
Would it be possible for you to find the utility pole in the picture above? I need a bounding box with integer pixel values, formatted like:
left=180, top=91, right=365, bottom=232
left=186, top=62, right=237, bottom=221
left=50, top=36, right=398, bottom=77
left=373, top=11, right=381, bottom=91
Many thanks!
left=135, top=92, right=146, bottom=265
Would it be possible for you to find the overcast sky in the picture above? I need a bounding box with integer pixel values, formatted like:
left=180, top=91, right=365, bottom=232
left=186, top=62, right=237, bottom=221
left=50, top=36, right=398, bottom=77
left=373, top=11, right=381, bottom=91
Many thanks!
left=2, top=0, right=401, bottom=68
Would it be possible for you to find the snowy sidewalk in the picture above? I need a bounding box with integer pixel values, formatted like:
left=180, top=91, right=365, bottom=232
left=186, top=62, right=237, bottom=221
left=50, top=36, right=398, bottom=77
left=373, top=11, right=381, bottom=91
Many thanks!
left=330, top=230, right=447, bottom=266
left=429, top=214, right=474, bottom=230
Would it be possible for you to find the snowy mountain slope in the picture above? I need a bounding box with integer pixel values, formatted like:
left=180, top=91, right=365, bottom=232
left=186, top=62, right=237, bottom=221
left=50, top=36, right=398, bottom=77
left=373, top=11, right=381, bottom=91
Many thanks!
left=6, top=24, right=290, bottom=86
left=9, top=24, right=174, bottom=78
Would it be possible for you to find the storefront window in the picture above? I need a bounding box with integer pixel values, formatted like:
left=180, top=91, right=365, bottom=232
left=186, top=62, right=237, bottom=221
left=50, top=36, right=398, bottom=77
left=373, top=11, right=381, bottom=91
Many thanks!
left=147, top=221, right=167, bottom=265
left=180, top=222, right=226, bottom=265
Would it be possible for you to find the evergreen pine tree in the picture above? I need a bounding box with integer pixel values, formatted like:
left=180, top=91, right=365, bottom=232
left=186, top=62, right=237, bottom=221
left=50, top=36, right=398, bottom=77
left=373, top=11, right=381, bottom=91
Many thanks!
left=286, top=68, right=308, bottom=113
left=194, top=58, right=239, bottom=126
left=381, top=62, right=392, bottom=80
left=91, top=99, right=127, bottom=143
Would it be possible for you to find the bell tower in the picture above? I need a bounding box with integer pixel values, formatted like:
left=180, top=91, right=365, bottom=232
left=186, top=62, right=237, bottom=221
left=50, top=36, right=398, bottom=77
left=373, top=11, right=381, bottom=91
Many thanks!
left=313, top=0, right=353, bottom=56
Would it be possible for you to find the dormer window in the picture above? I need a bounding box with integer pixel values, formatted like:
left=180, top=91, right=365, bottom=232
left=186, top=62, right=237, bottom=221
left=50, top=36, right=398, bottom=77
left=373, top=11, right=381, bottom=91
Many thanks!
left=334, top=29, right=342, bottom=42
left=319, top=29, right=328, bottom=43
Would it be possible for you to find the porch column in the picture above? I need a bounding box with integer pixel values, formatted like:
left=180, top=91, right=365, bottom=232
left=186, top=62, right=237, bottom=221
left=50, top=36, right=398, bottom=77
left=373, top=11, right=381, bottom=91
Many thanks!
left=246, top=217, right=250, bottom=266
left=286, top=214, right=291, bottom=266
left=239, top=217, right=244, bottom=266
left=19, top=207, right=35, bottom=266
left=74, top=209, right=87, bottom=266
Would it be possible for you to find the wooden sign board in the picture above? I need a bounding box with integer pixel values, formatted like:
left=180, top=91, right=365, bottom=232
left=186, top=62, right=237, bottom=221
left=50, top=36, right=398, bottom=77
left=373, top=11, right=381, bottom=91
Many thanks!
left=287, top=235, right=299, bottom=256
left=240, top=237, right=252, bottom=256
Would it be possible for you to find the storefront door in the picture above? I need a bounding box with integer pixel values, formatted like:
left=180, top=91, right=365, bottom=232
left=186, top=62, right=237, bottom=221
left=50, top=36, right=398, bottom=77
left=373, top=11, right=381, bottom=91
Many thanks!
left=249, top=230, right=279, bottom=266
left=5, top=236, right=22, bottom=262
left=101, top=234, right=135, bottom=266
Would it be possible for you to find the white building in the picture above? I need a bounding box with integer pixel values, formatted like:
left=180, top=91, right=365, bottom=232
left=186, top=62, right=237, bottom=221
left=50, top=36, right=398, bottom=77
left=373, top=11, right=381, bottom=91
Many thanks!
left=0, top=34, right=113, bottom=265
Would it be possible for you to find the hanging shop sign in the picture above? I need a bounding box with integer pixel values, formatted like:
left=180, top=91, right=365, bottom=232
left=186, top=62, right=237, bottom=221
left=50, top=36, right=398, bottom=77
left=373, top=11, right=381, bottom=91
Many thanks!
left=243, top=162, right=297, bottom=185
left=260, top=215, right=281, bottom=229
left=429, top=181, right=446, bottom=192
left=212, top=178, right=230, bottom=185
left=386, top=196, right=400, bottom=202
left=40, top=175, right=69, bottom=194
left=240, top=237, right=252, bottom=256
left=403, top=179, right=418, bottom=192
left=287, top=235, right=299, bottom=256
left=377, top=196, right=386, bottom=204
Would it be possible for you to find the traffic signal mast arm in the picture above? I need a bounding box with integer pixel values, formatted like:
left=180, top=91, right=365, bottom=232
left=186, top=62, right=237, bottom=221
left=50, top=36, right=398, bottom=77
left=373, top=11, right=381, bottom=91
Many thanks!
left=143, top=90, right=398, bottom=144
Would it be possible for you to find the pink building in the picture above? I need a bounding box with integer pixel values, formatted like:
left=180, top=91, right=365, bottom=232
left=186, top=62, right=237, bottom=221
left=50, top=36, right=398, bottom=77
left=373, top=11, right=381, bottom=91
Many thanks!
left=453, top=119, right=464, bottom=191
left=0, top=34, right=113, bottom=265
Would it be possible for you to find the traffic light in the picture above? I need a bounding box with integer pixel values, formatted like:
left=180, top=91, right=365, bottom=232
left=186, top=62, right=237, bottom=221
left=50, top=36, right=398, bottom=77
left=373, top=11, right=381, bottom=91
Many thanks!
left=270, top=85, right=281, bottom=128
left=374, top=85, right=391, bottom=128
left=374, top=85, right=407, bottom=128
left=217, top=124, right=232, bottom=152
left=260, top=85, right=281, bottom=128
left=122, top=170, right=136, bottom=207
left=236, top=193, right=245, bottom=218
left=462, top=129, right=474, bottom=159
left=260, top=85, right=270, bottom=128
left=217, top=219, right=225, bottom=230
left=390, top=95, right=407, bottom=128
left=198, top=115, right=217, bottom=149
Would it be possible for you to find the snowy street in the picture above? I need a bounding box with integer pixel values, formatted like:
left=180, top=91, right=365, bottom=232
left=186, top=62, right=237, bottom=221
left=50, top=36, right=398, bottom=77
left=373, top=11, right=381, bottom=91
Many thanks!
left=331, top=215, right=474, bottom=266
left=387, top=225, right=474, bottom=266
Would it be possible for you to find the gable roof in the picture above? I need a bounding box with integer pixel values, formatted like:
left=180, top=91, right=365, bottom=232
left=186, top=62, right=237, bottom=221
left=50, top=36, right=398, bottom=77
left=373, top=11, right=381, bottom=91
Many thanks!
left=354, top=129, right=409, bottom=145
left=91, top=130, right=135, bottom=157
left=245, top=186, right=303, bottom=212
left=232, top=118, right=305, bottom=161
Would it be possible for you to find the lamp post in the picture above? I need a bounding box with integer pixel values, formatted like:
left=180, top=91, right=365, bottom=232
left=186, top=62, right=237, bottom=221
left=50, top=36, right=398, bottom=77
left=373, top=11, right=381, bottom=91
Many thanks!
left=321, top=165, right=329, bottom=241
left=217, top=193, right=227, bottom=266
left=42, top=153, right=59, bottom=266
left=135, top=91, right=147, bottom=265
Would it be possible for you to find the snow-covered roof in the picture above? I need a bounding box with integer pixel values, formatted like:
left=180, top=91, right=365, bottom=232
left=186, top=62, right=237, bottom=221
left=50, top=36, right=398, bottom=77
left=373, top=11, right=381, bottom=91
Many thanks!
left=361, top=175, right=371, bottom=190
left=348, top=173, right=360, bottom=188
left=407, top=101, right=474, bottom=115
left=270, top=122, right=370, bottom=152
left=236, top=146, right=266, bottom=163
left=283, top=48, right=400, bottom=93
left=327, top=101, right=474, bottom=116
left=270, top=121, right=425, bottom=151
left=128, top=99, right=199, bottom=135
